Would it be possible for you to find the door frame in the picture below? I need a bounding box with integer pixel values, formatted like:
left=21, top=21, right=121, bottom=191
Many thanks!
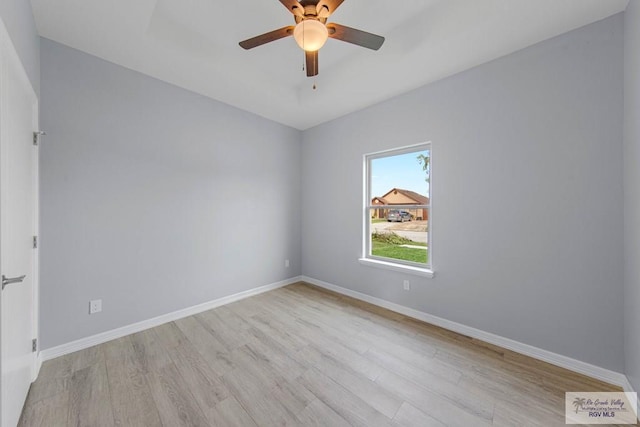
left=0, top=13, right=40, bottom=418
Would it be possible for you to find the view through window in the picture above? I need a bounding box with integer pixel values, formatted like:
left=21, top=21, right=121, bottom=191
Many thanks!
left=366, top=144, right=431, bottom=269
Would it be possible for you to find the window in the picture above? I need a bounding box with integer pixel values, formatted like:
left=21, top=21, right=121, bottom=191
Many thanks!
left=361, top=143, right=433, bottom=277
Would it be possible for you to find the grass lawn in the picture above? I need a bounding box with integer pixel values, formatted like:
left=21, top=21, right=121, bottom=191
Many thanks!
left=371, top=238, right=428, bottom=263
left=371, top=219, right=387, bottom=223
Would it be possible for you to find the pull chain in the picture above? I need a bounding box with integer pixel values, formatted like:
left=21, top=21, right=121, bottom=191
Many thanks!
left=299, top=20, right=317, bottom=90
left=302, top=20, right=306, bottom=71
left=312, top=49, right=317, bottom=90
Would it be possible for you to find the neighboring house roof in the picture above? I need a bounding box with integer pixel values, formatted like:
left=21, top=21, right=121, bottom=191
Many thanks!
left=393, top=188, right=429, bottom=204
left=372, top=188, right=429, bottom=205
left=372, top=197, right=388, bottom=204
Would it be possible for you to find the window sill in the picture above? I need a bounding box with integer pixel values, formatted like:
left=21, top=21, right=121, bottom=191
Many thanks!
left=358, top=258, right=435, bottom=278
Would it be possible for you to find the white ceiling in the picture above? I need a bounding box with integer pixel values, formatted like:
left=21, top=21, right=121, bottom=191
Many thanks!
left=30, top=0, right=628, bottom=130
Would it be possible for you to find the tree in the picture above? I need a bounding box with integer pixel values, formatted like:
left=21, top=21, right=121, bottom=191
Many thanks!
left=416, top=153, right=430, bottom=183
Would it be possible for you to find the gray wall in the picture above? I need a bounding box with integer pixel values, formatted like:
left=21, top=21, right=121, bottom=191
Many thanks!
left=0, top=0, right=39, bottom=94
left=624, top=2, right=640, bottom=393
left=302, top=15, right=625, bottom=371
left=40, top=39, right=302, bottom=349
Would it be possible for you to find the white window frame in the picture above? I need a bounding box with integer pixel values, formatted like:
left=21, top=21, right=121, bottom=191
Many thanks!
left=359, top=142, right=434, bottom=278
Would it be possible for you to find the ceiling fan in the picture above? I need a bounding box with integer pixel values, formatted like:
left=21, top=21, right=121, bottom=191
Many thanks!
left=239, top=0, right=385, bottom=77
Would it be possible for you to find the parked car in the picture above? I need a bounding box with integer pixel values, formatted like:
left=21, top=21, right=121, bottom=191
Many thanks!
left=387, top=210, right=412, bottom=222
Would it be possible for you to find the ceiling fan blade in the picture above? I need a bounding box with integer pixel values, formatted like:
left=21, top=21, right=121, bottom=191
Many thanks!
left=306, top=50, right=318, bottom=77
left=239, top=26, right=295, bottom=50
left=327, top=23, right=385, bottom=50
left=316, top=0, right=345, bottom=18
left=279, top=0, right=305, bottom=17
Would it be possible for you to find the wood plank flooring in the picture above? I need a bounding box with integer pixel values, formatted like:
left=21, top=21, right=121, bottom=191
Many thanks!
left=19, top=282, right=635, bottom=427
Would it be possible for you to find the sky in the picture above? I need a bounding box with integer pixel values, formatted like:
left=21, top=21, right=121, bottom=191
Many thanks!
left=371, top=149, right=430, bottom=198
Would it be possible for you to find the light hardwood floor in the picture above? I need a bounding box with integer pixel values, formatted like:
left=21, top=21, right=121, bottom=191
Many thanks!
left=19, top=282, right=635, bottom=427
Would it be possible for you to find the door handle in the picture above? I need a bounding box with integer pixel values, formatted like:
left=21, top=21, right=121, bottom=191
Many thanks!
left=2, top=275, right=26, bottom=290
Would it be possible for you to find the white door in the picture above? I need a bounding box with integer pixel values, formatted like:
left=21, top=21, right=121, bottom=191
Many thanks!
left=0, top=18, right=38, bottom=427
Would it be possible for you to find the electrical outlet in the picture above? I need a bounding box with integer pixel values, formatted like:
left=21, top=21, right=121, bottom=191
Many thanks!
left=285, top=259, right=290, bottom=268
left=89, top=299, right=102, bottom=314
left=403, top=280, right=410, bottom=291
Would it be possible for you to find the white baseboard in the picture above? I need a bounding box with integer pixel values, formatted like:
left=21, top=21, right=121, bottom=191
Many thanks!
left=36, top=271, right=637, bottom=419
left=39, top=276, right=303, bottom=362
left=621, top=377, right=640, bottom=421
left=36, top=354, right=42, bottom=377
left=301, top=275, right=632, bottom=392
left=32, top=353, right=42, bottom=383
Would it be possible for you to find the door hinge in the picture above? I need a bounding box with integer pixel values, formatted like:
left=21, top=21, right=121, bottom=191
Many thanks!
left=33, top=236, right=38, bottom=249
left=33, top=131, right=46, bottom=146
left=32, top=338, right=37, bottom=352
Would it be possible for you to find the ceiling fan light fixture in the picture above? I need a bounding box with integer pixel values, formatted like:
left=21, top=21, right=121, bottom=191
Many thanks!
left=293, top=20, right=328, bottom=52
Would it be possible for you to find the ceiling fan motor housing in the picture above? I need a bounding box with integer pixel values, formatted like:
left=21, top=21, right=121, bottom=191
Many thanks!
left=294, top=3, right=328, bottom=24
